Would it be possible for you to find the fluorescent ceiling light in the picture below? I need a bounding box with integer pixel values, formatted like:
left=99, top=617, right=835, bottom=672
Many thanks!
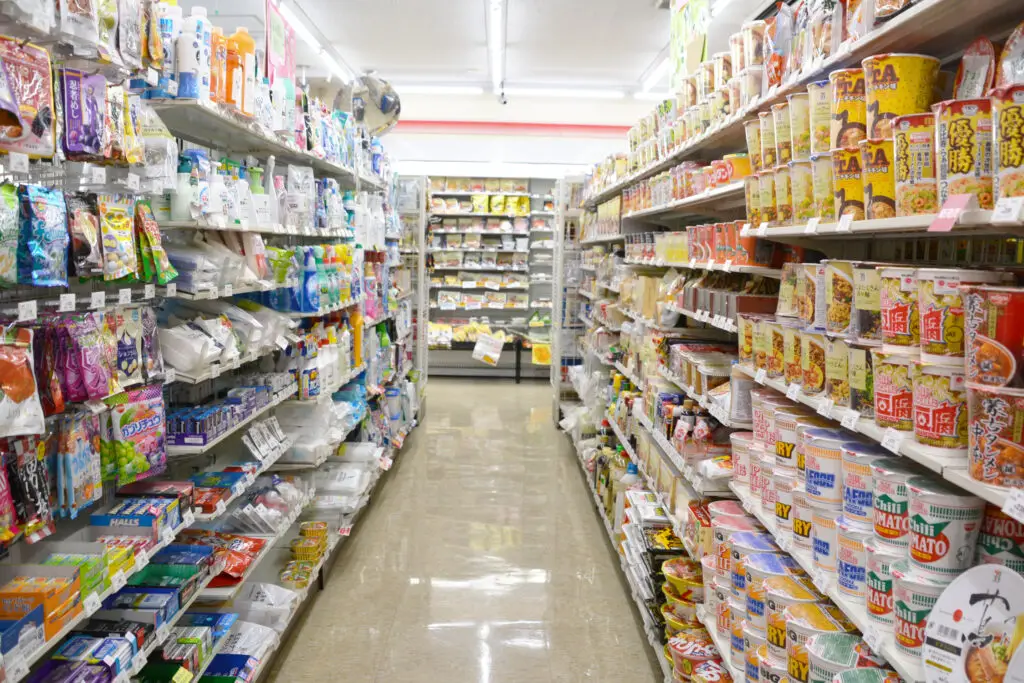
left=320, top=50, right=352, bottom=84
left=487, top=0, right=505, bottom=94
left=279, top=3, right=321, bottom=53
left=396, top=85, right=485, bottom=95
left=503, top=87, right=626, bottom=100
left=642, top=58, right=670, bottom=92
left=633, top=91, right=673, bottom=101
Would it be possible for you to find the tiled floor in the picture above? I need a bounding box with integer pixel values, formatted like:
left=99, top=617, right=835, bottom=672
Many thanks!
left=267, top=379, right=661, bottom=682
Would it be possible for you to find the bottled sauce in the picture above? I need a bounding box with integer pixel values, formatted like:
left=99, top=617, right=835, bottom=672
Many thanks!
left=209, top=26, right=226, bottom=102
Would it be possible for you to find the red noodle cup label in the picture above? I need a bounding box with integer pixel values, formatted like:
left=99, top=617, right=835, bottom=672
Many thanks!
left=875, top=387, right=913, bottom=423
left=909, top=515, right=953, bottom=564
left=978, top=508, right=1024, bottom=559
left=894, top=599, right=929, bottom=651
left=920, top=305, right=949, bottom=345
left=881, top=301, right=914, bottom=337
left=913, top=399, right=963, bottom=442
left=874, top=493, right=909, bottom=542
left=866, top=570, right=894, bottom=619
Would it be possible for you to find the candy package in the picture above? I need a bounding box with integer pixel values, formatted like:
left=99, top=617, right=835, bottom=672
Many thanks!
left=67, top=194, right=103, bottom=278
left=60, top=69, right=106, bottom=158
left=95, top=0, right=121, bottom=65
left=123, top=93, right=143, bottom=165
left=113, top=307, right=143, bottom=388
left=0, top=328, right=45, bottom=438
left=135, top=201, right=177, bottom=283
left=139, top=306, right=164, bottom=382
left=56, top=0, right=99, bottom=48
left=0, top=38, right=56, bottom=158
left=3, top=432, right=56, bottom=542
left=17, top=185, right=68, bottom=287
left=33, top=323, right=64, bottom=417
left=0, top=459, right=18, bottom=541
left=58, top=411, right=102, bottom=518
left=98, top=193, right=136, bottom=281
left=98, top=312, right=123, bottom=397
left=0, top=184, right=17, bottom=285
left=141, top=0, right=164, bottom=70
left=104, top=384, right=166, bottom=484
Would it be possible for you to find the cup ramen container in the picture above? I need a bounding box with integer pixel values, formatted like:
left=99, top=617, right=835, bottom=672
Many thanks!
left=662, top=603, right=689, bottom=638
left=871, top=350, right=917, bottom=432
left=799, top=263, right=826, bottom=328
left=865, top=538, right=901, bottom=626
left=767, top=320, right=785, bottom=378
left=919, top=269, right=1006, bottom=363
left=716, top=516, right=764, bottom=581
left=742, top=20, right=767, bottom=67
left=760, top=112, right=778, bottom=170
left=771, top=103, right=793, bottom=165
left=907, top=475, right=985, bottom=578
left=806, top=633, right=886, bottom=683
left=840, top=442, right=889, bottom=525
left=703, top=559, right=721, bottom=606
left=711, top=89, right=729, bottom=125
left=725, top=153, right=753, bottom=181
left=977, top=504, right=1024, bottom=572
left=807, top=80, right=833, bottom=155
left=785, top=604, right=858, bottom=683
left=892, top=113, right=939, bottom=216
left=992, top=84, right=1024, bottom=202
left=664, top=557, right=706, bottom=602
left=759, top=644, right=787, bottom=683
left=834, top=672, right=903, bottom=683
left=848, top=342, right=876, bottom=418
left=789, top=161, right=815, bottom=223
left=695, top=660, right=734, bottom=683
left=745, top=624, right=768, bottom=682
left=836, top=517, right=872, bottom=599
left=773, top=408, right=813, bottom=472
left=824, top=260, right=855, bottom=336
left=745, top=173, right=762, bottom=227
left=812, top=505, right=840, bottom=573
left=765, top=576, right=826, bottom=663
left=742, top=66, right=765, bottom=109
left=688, top=105, right=705, bottom=139
left=701, top=101, right=714, bottom=133
left=731, top=531, right=782, bottom=598
left=825, top=337, right=851, bottom=408
left=664, top=582, right=701, bottom=625
left=681, top=73, right=699, bottom=110
left=829, top=69, right=867, bottom=150
left=751, top=387, right=780, bottom=447
left=732, top=609, right=747, bottom=669
left=670, top=630, right=721, bottom=680
left=862, top=54, right=940, bottom=140
left=962, top=285, right=1024, bottom=388
left=782, top=321, right=806, bottom=387
left=810, top=153, right=835, bottom=220
left=745, top=118, right=764, bottom=172
left=698, top=60, right=717, bottom=100
left=710, top=500, right=747, bottom=520
left=870, top=457, right=917, bottom=548
left=891, top=558, right=951, bottom=658
left=775, top=471, right=797, bottom=533
left=832, top=146, right=866, bottom=220
left=759, top=170, right=777, bottom=225
left=788, top=93, right=812, bottom=161
left=729, top=77, right=743, bottom=117
left=911, top=361, right=968, bottom=451
left=731, top=33, right=746, bottom=72
left=732, top=432, right=756, bottom=485
left=713, top=52, right=733, bottom=91
left=859, top=138, right=897, bottom=219
left=802, top=428, right=848, bottom=506
left=852, top=264, right=884, bottom=344
left=801, top=331, right=827, bottom=396
left=774, top=165, right=793, bottom=226
left=936, top=98, right=995, bottom=210
left=792, top=485, right=814, bottom=550
left=746, top=553, right=808, bottom=633
left=879, top=267, right=919, bottom=349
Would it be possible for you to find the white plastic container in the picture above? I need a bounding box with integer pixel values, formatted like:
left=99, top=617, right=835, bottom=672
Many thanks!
left=836, top=516, right=872, bottom=599
left=175, top=7, right=211, bottom=100
left=870, top=457, right=917, bottom=549
left=840, top=442, right=888, bottom=525
left=812, top=504, right=839, bottom=573
left=891, top=558, right=951, bottom=657
left=864, top=538, right=900, bottom=627
left=907, top=476, right=985, bottom=578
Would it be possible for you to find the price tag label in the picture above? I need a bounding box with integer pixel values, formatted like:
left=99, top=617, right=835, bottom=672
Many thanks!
left=160, top=527, right=174, bottom=545
left=339, top=526, right=352, bottom=537
left=722, top=259, right=733, bottom=272
left=17, top=300, right=36, bottom=322
left=817, top=397, right=834, bottom=418
left=222, top=284, right=233, bottom=297
left=58, top=293, right=76, bottom=312
left=841, top=410, right=860, bottom=430
left=488, top=302, right=504, bottom=309
left=7, top=152, right=29, bottom=174
left=118, top=288, right=131, bottom=305
left=812, top=569, right=830, bottom=592
left=131, top=654, right=148, bottom=676
left=164, top=368, right=176, bottom=384
left=84, top=593, right=101, bottom=616
left=126, top=173, right=140, bottom=191
left=484, top=281, right=500, bottom=291
left=183, top=509, right=195, bottom=526
left=210, top=364, right=221, bottom=378
left=836, top=213, right=854, bottom=232
left=6, top=655, right=29, bottom=681
left=215, top=500, right=227, bottom=515
left=689, top=258, right=698, bottom=269
left=881, top=427, right=904, bottom=454
left=779, top=536, right=793, bottom=552
left=740, top=223, right=751, bottom=238
left=144, top=284, right=155, bottom=300
left=111, top=570, right=126, bottom=592
left=756, top=223, right=768, bottom=237
left=683, top=465, right=695, bottom=482
left=713, top=315, right=725, bottom=328
left=91, top=166, right=107, bottom=184
left=863, top=629, right=881, bottom=653
left=91, top=291, right=106, bottom=309
left=741, top=496, right=754, bottom=514
left=929, top=194, right=975, bottom=232
left=754, top=368, right=767, bottom=385
left=135, top=551, right=149, bottom=571
left=786, top=383, right=801, bottom=400
left=993, top=196, right=1024, bottom=225
left=462, top=281, right=476, bottom=289
left=804, top=217, right=821, bottom=234
left=166, top=283, right=177, bottom=297
left=145, top=67, right=158, bottom=86
left=156, top=624, right=170, bottom=645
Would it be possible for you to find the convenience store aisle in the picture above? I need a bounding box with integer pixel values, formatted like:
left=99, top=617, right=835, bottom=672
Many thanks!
left=269, top=380, right=660, bottom=682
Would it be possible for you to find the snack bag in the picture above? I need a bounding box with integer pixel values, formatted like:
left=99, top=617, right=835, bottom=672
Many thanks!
left=67, top=194, right=103, bottom=278
left=105, top=86, right=126, bottom=161
left=0, top=328, right=45, bottom=438
left=139, top=306, right=164, bottom=382
left=134, top=201, right=177, bottom=283
left=117, top=0, right=143, bottom=70
left=0, top=39, right=56, bottom=158
left=95, top=0, right=121, bottom=65
left=98, top=311, right=123, bottom=397
left=141, top=0, right=164, bottom=70
left=97, top=193, right=136, bottom=281
left=57, top=0, right=100, bottom=47
left=17, top=185, right=69, bottom=287
left=59, top=411, right=102, bottom=518
left=61, top=69, right=106, bottom=158
left=104, top=384, right=166, bottom=485
left=0, top=183, right=16, bottom=285
left=113, top=307, right=143, bottom=388
left=33, top=323, right=64, bottom=417
left=123, top=93, right=143, bottom=165
left=0, top=460, right=19, bottom=541
left=3, top=432, right=56, bottom=542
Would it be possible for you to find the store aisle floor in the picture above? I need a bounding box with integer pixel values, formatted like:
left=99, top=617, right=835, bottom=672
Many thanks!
left=268, top=379, right=661, bottom=682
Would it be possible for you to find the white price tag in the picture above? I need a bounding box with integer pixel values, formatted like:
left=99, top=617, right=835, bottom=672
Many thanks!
left=688, top=258, right=698, bottom=269
left=275, top=336, right=289, bottom=350
left=210, top=364, right=221, bottom=378
left=756, top=223, right=768, bottom=237
left=1001, top=488, right=1024, bottom=525
left=91, top=291, right=106, bottom=309
left=111, top=570, right=126, bottom=592
left=713, top=315, right=725, bottom=328
left=84, top=593, right=101, bottom=616
left=144, top=284, right=155, bottom=299
left=741, top=496, right=754, bottom=514
left=166, top=80, right=178, bottom=96
left=836, top=213, right=854, bottom=232
left=488, top=302, right=504, bottom=309
left=863, top=629, right=881, bottom=653
left=754, top=368, right=767, bottom=385
left=17, top=300, right=36, bottom=322
left=380, top=456, right=393, bottom=470
left=739, top=223, right=751, bottom=238
left=339, top=526, right=352, bottom=537
left=683, top=465, right=695, bottom=482
left=130, top=654, right=148, bottom=676
left=155, top=624, right=169, bottom=645
left=91, top=166, right=106, bottom=184
left=6, top=656, right=29, bottom=681
left=215, top=500, right=227, bottom=515
left=160, top=527, right=174, bottom=545
left=126, top=173, right=140, bottom=191
left=812, top=569, right=830, bottom=592
left=183, top=509, right=194, bottom=526
left=222, top=284, right=233, bottom=297
left=841, top=410, right=860, bottom=430
left=804, top=217, right=821, bottom=234
left=166, top=283, right=177, bottom=297
left=7, top=152, right=28, bottom=174
left=134, top=551, right=149, bottom=570
left=118, top=288, right=131, bottom=305
left=881, top=427, right=904, bottom=454
left=722, top=259, right=733, bottom=272
left=992, top=196, right=1024, bottom=225
left=59, top=293, right=76, bottom=312
left=786, top=383, right=801, bottom=400
left=816, top=397, right=834, bottom=418
left=779, top=536, right=793, bottom=552
left=462, top=281, right=477, bottom=289
left=164, top=367, right=176, bottom=384
left=145, top=67, right=158, bottom=86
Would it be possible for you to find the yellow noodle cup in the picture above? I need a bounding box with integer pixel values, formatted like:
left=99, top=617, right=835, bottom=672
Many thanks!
left=790, top=160, right=815, bottom=222
left=811, top=152, right=836, bottom=221
left=862, top=53, right=940, bottom=140
left=832, top=146, right=865, bottom=221
left=860, top=138, right=896, bottom=219
left=829, top=68, right=867, bottom=150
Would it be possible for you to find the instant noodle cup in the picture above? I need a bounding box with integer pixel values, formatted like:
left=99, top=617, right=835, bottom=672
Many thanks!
left=694, top=660, right=734, bottom=683
left=892, top=113, right=938, bottom=216
left=789, top=161, right=814, bottom=222
left=810, top=153, right=835, bottom=220
left=841, top=442, right=889, bottom=525
left=865, top=538, right=901, bottom=626
left=742, top=66, right=765, bottom=109
left=977, top=504, right=1024, bottom=572
left=731, top=33, right=746, bottom=73
left=792, top=485, right=814, bottom=550
left=759, top=170, right=777, bottom=225
left=907, top=476, right=984, bottom=578
left=936, top=98, right=994, bottom=210
left=801, top=428, right=849, bottom=506
left=714, top=578, right=732, bottom=635
left=836, top=517, right=873, bottom=599
left=862, top=54, right=940, bottom=140
left=871, top=457, right=917, bottom=548
left=782, top=319, right=806, bottom=386
left=848, top=342, right=876, bottom=418
left=806, top=633, right=887, bottom=683
left=732, top=612, right=746, bottom=670
left=774, top=165, right=793, bottom=226
left=745, top=118, right=764, bottom=172
left=765, top=576, right=826, bottom=663
left=663, top=603, right=690, bottom=638
left=664, top=557, right=705, bottom=602
left=879, top=267, right=918, bottom=349
left=967, top=385, right=1024, bottom=488
left=759, top=644, right=787, bottom=683
left=891, top=558, right=951, bottom=657
left=825, top=260, right=855, bottom=336
left=743, top=20, right=767, bottom=67
left=710, top=89, right=729, bottom=124
left=732, top=432, right=756, bottom=485
left=911, top=362, right=967, bottom=451
left=710, top=500, right=747, bottom=520
left=788, top=93, right=811, bottom=161
left=799, top=263, right=826, bottom=329
left=962, top=285, right=1024, bottom=388
left=918, top=268, right=1006, bottom=363
left=773, top=102, right=793, bottom=164
left=729, top=78, right=743, bottom=118
left=773, top=406, right=819, bottom=472
left=698, top=60, right=716, bottom=100
left=833, top=672, right=902, bottom=683
left=746, top=553, right=808, bottom=633
left=852, top=263, right=884, bottom=343
left=812, top=505, right=840, bottom=572
left=829, top=69, right=867, bottom=149
left=760, top=112, right=778, bottom=170
left=784, top=604, right=858, bottom=683
left=731, top=531, right=782, bottom=598
left=801, top=331, right=827, bottom=396
left=745, top=174, right=762, bottom=226
left=745, top=624, right=768, bottom=682
left=807, top=80, right=832, bottom=155
left=860, top=138, right=896, bottom=219
left=669, top=630, right=721, bottom=679
left=767, top=320, right=785, bottom=378
left=992, top=84, right=1024, bottom=203
left=832, top=147, right=865, bottom=220
left=713, top=52, right=733, bottom=92
left=871, top=350, right=916, bottom=431
left=664, top=582, right=702, bottom=625
left=775, top=471, right=797, bottom=532
left=825, top=337, right=851, bottom=408
left=715, top=516, right=764, bottom=580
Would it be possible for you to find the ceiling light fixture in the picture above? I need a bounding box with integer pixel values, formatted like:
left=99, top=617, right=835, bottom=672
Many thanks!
left=278, top=3, right=321, bottom=54
left=633, top=91, right=673, bottom=101
left=487, top=0, right=506, bottom=95
left=320, top=50, right=353, bottom=84
left=395, top=85, right=486, bottom=95
left=503, top=87, right=626, bottom=100
left=642, top=57, right=670, bottom=92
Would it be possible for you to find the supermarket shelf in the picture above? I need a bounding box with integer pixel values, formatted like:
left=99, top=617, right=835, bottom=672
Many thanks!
left=169, top=346, right=278, bottom=385
left=430, top=265, right=529, bottom=272
left=193, top=438, right=294, bottom=522
left=282, top=294, right=365, bottom=318
left=752, top=210, right=1001, bottom=239
left=167, top=383, right=298, bottom=456
left=623, top=182, right=745, bottom=221
left=624, top=258, right=782, bottom=279
left=430, top=212, right=526, bottom=219
left=430, top=285, right=527, bottom=291
left=596, top=280, right=621, bottom=293
left=285, top=364, right=366, bottom=403
left=159, top=220, right=353, bottom=239
left=633, top=408, right=733, bottom=496
left=670, top=305, right=738, bottom=334
left=430, top=191, right=530, bottom=198
left=429, top=229, right=528, bottom=235
left=162, top=279, right=298, bottom=302
left=428, top=248, right=528, bottom=254
left=581, top=233, right=626, bottom=245
left=658, top=368, right=752, bottom=429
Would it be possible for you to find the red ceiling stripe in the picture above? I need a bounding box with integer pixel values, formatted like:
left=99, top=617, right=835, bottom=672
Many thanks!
left=393, top=120, right=629, bottom=136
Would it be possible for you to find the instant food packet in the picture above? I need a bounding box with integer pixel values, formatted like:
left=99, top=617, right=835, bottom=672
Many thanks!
left=0, top=328, right=45, bottom=438
left=113, top=307, right=143, bottom=388
left=954, top=38, right=997, bottom=100
left=17, top=185, right=69, bottom=287
left=98, top=193, right=136, bottom=281
left=0, top=38, right=56, bottom=158
left=104, top=384, right=166, bottom=485
left=67, top=193, right=103, bottom=278
left=98, top=311, right=123, bottom=397
left=134, top=201, right=177, bottom=283
left=104, top=86, right=126, bottom=161
left=60, top=69, right=106, bottom=159
left=0, top=184, right=17, bottom=285
left=123, top=93, right=143, bottom=165
left=95, top=0, right=121, bottom=65
left=117, top=0, right=143, bottom=70
left=56, top=0, right=100, bottom=49
left=3, top=432, right=57, bottom=542
left=141, top=0, right=164, bottom=70
left=59, top=410, right=102, bottom=518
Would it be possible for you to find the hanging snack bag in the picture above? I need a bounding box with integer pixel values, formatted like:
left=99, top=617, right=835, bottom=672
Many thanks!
left=105, top=384, right=166, bottom=484
left=95, top=0, right=121, bottom=65
left=118, top=0, right=143, bottom=70
left=59, top=411, right=102, bottom=518
left=5, top=434, right=56, bottom=541
left=0, top=184, right=17, bottom=285
left=0, top=328, right=45, bottom=438
left=114, top=307, right=143, bottom=388
left=66, top=194, right=103, bottom=278
left=17, top=185, right=69, bottom=287
left=0, top=39, right=56, bottom=158
left=61, top=69, right=106, bottom=159
left=98, top=193, right=136, bottom=281
left=123, top=93, right=143, bottom=165
left=134, top=201, right=177, bottom=283
left=35, top=324, right=65, bottom=417
left=139, top=306, right=164, bottom=382
left=56, top=0, right=100, bottom=47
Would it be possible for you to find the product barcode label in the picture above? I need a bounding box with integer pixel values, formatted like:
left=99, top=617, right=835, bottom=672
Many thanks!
left=804, top=217, right=820, bottom=234
left=1001, top=488, right=1024, bottom=525
left=83, top=593, right=101, bottom=616
left=881, top=428, right=904, bottom=454
left=7, top=152, right=29, bottom=174
left=118, top=288, right=131, bottom=305
left=166, top=283, right=177, bottom=297
left=144, top=284, right=155, bottom=299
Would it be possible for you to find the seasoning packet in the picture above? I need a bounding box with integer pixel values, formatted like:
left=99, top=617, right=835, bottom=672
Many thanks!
left=98, top=193, right=136, bottom=281
left=67, top=193, right=103, bottom=278
left=17, top=185, right=69, bottom=287
left=0, top=183, right=16, bottom=285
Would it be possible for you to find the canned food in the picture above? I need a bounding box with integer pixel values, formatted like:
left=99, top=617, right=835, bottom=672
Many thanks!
left=871, top=457, right=917, bottom=548
left=764, top=576, right=826, bottom=663
left=775, top=165, right=793, bottom=226
left=825, top=260, right=855, bottom=335
left=911, top=362, right=967, bottom=450
left=841, top=442, right=889, bottom=525
left=790, top=160, right=815, bottom=222
left=788, top=93, right=811, bottom=161
left=865, top=538, right=901, bottom=626
left=891, top=558, right=951, bottom=657
left=893, top=113, right=938, bottom=216
left=936, top=98, right=994, bottom=210
left=992, top=84, right=1024, bottom=203
left=872, top=350, right=916, bottom=431
left=962, top=285, right=1024, bottom=388
left=836, top=517, right=872, bottom=599
left=967, top=385, right=1024, bottom=488
left=773, top=102, right=793, bottom=165
left=807, top=80, right=832, bottom=155
left=907, top=476, right=985, bottom=578
left=848, top=342, right=876, bottom=418
left=829, top=69, right=867, bottom=149
left=801, top=331, right=827, bottom=396
left=860, top=138, right=896, bottom=219
left=832, top=146, right=865, bottom=220
left=810, top=153, right=835, bottom=221
left=879, top=267, right=919, bottom=349
left=759, top=170, right=777, bottom=225
left=862, top=53, right=940, bottom=140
